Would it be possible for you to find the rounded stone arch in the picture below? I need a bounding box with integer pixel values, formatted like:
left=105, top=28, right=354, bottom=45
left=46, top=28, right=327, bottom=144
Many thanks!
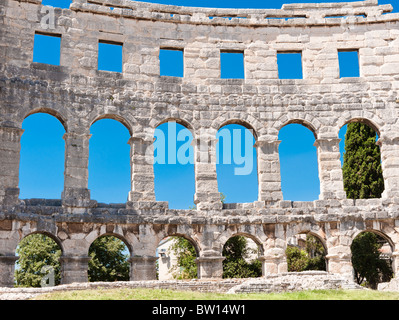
left=217, top=225, right=266, bottom=257
left=336, top=111, right=384, bottom=137
left=276, top=118, right=319, bottom=139
left=88, top=231, right=133, bottom=256
left=155, top=224, right=201, bottom=257
left=90, top=113, right=134, bottom=137
left=161, top=233, right=201, bottom=258
left=285, top=223, right=328, bottom=251
left=22, top=107, right=68, bottom=132
left=226, top=231, right=265, bottom=256
left=212, top=115, right=261, bottom=140
left=350, top=228, right=395, bottom=253
left=16, top=230, right=64, bottom=254
left=153, top=117, right=196, bottom=137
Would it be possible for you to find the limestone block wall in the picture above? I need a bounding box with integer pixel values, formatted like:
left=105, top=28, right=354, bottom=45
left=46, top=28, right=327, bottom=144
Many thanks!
left=0, top=0, right=399, bottom=286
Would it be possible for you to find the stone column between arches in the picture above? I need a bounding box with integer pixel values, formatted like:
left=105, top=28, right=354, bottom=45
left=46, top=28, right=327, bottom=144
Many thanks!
left=255, top=140, right=283, bottom=205
left=193, top=133, right=223, bottom=211
left=314, top=138, right=347, bottom=200
left=378, top=136, right=399, bottom=199
left=0, top=126, right=24, bottom=206
left=62, top=131, right=94, bottom=213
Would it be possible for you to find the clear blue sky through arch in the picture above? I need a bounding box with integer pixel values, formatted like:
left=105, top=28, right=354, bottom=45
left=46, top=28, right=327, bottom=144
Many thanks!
left=20, top=0, right=396, bottom=208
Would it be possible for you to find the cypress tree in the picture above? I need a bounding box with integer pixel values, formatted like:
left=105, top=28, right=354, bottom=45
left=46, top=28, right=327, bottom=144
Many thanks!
left=342, top=122, right=384, bottom=199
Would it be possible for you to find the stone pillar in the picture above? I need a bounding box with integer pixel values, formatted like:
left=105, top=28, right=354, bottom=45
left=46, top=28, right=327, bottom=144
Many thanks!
left=127, top=137, right=156, bottom=204
left=193, top=134, right=222, bottom=211
left=0, top=255, right=19, bottom=287
left=326, top=254, right=354, bottom=280
left=262, top=249, right=287, bottom=275
left=314, top=138, right=346, bottom=200
left=196, top=256, right=225, bottom=279
left=129, top=256, right=158, bottom=281
left=0, top=126, right=24, bottom=206
left=62, top=132, right=94, bottom=212
left=60, top=255, right=90, bottom=284
left=377, top=136, right=399, bottom=199
left=255, top=140, right=283, bottom=205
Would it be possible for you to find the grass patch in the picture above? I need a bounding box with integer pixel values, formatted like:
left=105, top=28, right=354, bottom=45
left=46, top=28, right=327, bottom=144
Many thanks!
left=34, top=288, right=399, bottom=300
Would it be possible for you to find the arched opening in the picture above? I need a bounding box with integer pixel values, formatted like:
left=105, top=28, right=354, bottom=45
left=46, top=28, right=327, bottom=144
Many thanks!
left=222, top=235, right=262, bottom=279
left=19, top=113, right=66, bottom=199
left=89, top=118, right=131, bottom=204
left=339, top=120, right=384, bottom=199
left=286, top=232, right=327, bottom=272
left=351, top=231, right=394, bottom=289
left=88, top=235, right=131, bottom=282
left=278, top=123, right=319, bottom=201
left=15, top=232, right=62, bottom=287
left=156, top=236, right=199, bottom=280
left=153, top=121, right=195, bottom=209
left=216, top=123, right=258, bottom=204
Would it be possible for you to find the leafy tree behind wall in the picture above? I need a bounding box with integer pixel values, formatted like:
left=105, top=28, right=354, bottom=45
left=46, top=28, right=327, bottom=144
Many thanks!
left=342, top=123, right=392, bottom=288
left=88, top=236, right=130, bottom=282
left=342, top=122, right=384, bottom=199
left=351, top=232, right=393, bottom=289
left=222, top=236, right=262, bottom=278
left=169, top=237, right=198, bottom=279
left=15, top=234, right=62, bottom=287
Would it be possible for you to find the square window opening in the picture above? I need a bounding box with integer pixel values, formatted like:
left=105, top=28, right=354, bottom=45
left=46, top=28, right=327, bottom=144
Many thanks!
left=220, top=51, right=245, bottom=79
left=159, top=48, right=184, bottom=77
left=33, top=33, right=61, bottom=66
left=98, top=41, right=123, bottom=73
left=277, top=52, right=303, bottom=79
left=338, top=50, right=360, bottom=78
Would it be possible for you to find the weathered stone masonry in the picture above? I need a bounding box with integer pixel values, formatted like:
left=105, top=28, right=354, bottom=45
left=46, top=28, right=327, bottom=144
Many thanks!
left=1, top=0, right=399, bottom=287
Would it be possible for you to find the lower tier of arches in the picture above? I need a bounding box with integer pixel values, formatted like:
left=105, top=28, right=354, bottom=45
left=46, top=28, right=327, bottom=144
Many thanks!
left=1, top=200, right=399, bottom=287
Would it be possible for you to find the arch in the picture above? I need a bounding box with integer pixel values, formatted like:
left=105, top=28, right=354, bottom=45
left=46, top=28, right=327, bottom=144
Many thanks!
left=19, top=112, right=66, bottom=199
left=350, top=229, right=394, bottom=288
left=89, top=232, right=133, bottom=256
left=153, top=120, right=195, bottom=209
left=336, top=111, right=384, bottom=137
left=351, top=229, right=395, bottom=251
left=278, top=122, right=320, bottom=201
left=222, top=234, right=263, bottom=278
left=87, top=233, right=131, bottom=282
left=90, top=114, right=133, bottom=136
left=212, top=114, right=262, bottom=140
left=218, top=119, right=259, bottom=141
left=17, top=231, right=64, bottom=254
left=15, top=231, right=63, bottom=287
left=339, top=117, right=381, bottom=137
left=279, top=119, right=318, bottom=139
left=286, top=230, right=327, bottom=272
left=157, top=234, right=200, bottom=280
left=89, top=118, right=131, bottom=203
left=216, top=123, right=258, bottom=203
left=225, top=232, right=264, bottom=256
left=155, top=117, right=195, bottom=137
left=23, top=108, right=68, bottom=132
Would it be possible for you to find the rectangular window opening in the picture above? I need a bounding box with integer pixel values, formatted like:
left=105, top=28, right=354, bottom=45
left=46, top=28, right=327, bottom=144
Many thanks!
left=98, top=40, right=123, bottom=73
left=220, top=51, right=245, bottom=79
left=277, top=51, right=303, bottom=79
left=338, top=50, right=360, bottom=78
left=33, top=32, right=61, bottom=66
left=41, top=0, right=71, bottom=9
left=159, top=48, right=184, bottom=77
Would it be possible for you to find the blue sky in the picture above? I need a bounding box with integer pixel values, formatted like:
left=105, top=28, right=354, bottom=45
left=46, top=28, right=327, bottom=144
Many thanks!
left=20, top=0, right=395, bottom=208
